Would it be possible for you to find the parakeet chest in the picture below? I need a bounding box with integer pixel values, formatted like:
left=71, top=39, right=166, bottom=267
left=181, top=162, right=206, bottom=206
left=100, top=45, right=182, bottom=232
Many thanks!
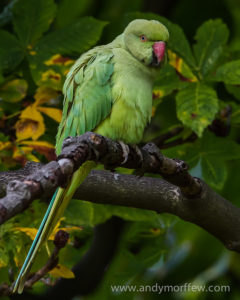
left=95, top=49, right=154, bottom=144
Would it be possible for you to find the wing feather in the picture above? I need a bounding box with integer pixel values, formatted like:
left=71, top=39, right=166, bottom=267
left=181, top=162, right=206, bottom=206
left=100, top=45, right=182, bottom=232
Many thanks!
left=56, top=50, right=114, bottom=154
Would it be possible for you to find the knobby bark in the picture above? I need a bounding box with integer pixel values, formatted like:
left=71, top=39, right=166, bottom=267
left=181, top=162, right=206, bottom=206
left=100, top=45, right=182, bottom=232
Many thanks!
left=0, top=132, right=239, bottom=254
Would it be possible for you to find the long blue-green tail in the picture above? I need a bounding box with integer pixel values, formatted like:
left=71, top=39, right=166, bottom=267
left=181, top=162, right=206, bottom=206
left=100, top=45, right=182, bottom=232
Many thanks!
left=13, top=161, right=95, bottom=294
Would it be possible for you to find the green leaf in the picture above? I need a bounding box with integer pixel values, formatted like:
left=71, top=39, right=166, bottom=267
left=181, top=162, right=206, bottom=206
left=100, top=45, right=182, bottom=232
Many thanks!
left=225, top=84, right=240, bottom=101
left=55, top=0, right=93, bottom=28
left=0, top=79, right=28, bottom=103
left=201, top=157, right=227, bottom=190
left=193, top=19, right=229, bottom=77
left=0, top=247, right=9, bottom=268
left=176, top=83, right=219, bottom=137
left=164, top=132, right=240, bottom=189
left=28, top=17, right=107, bottom=86
left=231, top=102, right=240, bottom=123
left=153, top=63, right=189, bottom=98
left=192, top=132, right=240, bottom=162
left=215, top=60, right=240, bottom=85
left=123, top=12, right=196, bottom=68
left=103, top=205, right=159, bottom=222
left=12, top=0, right=57, bottom=46
left=222, top=160, right=240, bottom=205
left=199, top=134, right=240, bottom=160
left=33, top=17, right=107, bottom=57
left=0, top=30, right=24, bottom=72
left=65, top=200, right=110, bottom=227
left=66, top=199, right=159, bottom=227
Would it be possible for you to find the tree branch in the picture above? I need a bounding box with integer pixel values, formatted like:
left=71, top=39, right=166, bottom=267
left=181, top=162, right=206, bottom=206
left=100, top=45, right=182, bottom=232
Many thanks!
left=76, top=170, right=240, bottom=252
left=0, top=132, right=239, bottom=253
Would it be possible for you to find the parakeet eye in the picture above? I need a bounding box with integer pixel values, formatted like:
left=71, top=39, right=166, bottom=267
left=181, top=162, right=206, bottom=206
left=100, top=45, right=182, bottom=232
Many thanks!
left=140, top=35, right=147, bottom=42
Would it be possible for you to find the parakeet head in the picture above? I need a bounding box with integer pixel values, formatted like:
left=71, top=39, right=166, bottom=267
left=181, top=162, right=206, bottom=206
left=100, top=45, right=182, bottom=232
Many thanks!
left=123, top=19, right=169, bottom=67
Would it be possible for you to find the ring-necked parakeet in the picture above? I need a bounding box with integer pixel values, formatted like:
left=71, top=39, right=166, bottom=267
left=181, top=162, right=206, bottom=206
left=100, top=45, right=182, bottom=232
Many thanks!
left=13, top=19, right=169, bottom=293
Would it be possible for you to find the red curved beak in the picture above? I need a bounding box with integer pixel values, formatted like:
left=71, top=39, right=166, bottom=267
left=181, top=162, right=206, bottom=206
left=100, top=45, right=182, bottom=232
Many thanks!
left=153, top=41, right=166, bottom=63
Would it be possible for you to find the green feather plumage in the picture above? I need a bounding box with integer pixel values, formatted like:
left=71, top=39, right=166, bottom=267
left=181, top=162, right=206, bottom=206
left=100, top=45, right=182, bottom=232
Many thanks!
left=14, top=19, right=169, bottom=294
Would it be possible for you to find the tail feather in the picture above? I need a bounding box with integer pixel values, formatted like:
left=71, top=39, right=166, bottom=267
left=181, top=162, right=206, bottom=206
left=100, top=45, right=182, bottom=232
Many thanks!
left=13, top=161, right=95, bottom=294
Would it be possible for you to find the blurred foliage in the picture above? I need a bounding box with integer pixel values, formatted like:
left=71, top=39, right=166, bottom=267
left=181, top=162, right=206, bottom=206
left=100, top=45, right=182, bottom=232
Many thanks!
left=0, top=0, right=240, bottom=299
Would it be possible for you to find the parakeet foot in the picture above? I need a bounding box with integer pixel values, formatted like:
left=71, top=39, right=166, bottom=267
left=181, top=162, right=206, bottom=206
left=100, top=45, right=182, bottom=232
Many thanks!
left=131, top=144, right=143, bottom=164
left=118, top=141, right=130, bottom=164
left=131, top=145, right=145, bottom=177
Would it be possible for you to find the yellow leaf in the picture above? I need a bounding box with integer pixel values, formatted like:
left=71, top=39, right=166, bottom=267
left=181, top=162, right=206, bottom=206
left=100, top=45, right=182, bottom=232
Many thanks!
left=149, top=228, right=164, bottom=236
left=49, top=217, right=82, bottom=240
left=49, top=226, right=82, bottom=241
left=20, top=140, right=55, bottom=148
left=49, top=264, right=75, bottom=279
left=19, top=140, right=56, bottom=161
left=153, top=89, right=164, bottom=99
left=20, top=105, right=43, bottom=122
left=26, top=153, right=40, bottom=162
left=13, top=146, right=33, bottom=159
left=34, top=86, right=59, bottom=106
left=168, top=50, right=198, bottom=82
left=59, top=226, right=83, bottom=233
left=15, top=105, right=45, bottom=140
left=37, top=106, right=62, bottom=123
left=15, top=119, right=45, bottom=141
left=13, top=227, right=38, bottom=240
left=0, top=141, right=12, bottom=151
left=41, top=69, right=61, bottom=83
left=0, top=249, right=8, bottom=267
left=44, top=54, right=74, bottom=66
left=0, top=79, right=28, bottom=103
left=13, top=244, right=22, bottom=267
left=151, top=106, right=156, bottom=117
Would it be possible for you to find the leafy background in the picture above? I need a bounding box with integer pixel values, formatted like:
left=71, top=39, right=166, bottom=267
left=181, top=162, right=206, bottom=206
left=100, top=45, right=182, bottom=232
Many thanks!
left=0, top=0, right=240, bottom=299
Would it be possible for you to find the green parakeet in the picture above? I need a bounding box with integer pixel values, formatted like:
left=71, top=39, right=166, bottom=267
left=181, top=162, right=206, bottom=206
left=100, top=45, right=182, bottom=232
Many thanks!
left=13, top=19, right=169, bottom=293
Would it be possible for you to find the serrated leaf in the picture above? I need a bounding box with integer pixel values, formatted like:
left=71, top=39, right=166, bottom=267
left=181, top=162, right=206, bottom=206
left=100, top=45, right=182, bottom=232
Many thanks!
left=196, top=132, right=240, bottom=161
left=215, top=60, right=240, bottom=85
left=55, top=0, right=93, bottom=28
left=28, top=17, right=106, bottom=86
left=168, top=50, right=198, bottom=82
left=176, top=83, right=219, bottom=137
left=153, top=62, right=189, bottom=98
left=0, top=30, right=24, bottom=72
left=33, top=17, right=107, bottom=57
left=164, top=132, right=240, bottom=189
left=12, top=0, right=57, bottom=46
left=193, top=19, right=229, bottom=77
left=201, top=156, right=227, bottom=190
left=123, top=12, right=196, bottom=68
left=0, top=79, right=28, bottom=102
